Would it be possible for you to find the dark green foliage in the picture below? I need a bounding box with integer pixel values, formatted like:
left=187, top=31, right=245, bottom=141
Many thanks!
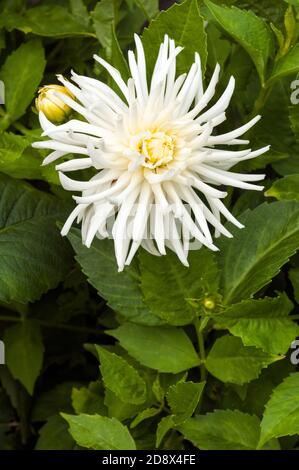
left=0, top=0, right=299, bottom=451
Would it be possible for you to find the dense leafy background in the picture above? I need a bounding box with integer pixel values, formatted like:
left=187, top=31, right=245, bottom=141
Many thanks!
left=0, top=0, right=299, bottom=451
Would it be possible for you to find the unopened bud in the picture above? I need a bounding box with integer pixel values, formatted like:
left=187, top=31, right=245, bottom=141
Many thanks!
left=35, top=84, right=74, bottom=123
left=203, top=297, right=215, bottom=310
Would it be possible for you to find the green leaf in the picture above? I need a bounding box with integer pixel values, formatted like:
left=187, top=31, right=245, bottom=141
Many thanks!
left=166, top=381, right=205, bottom=420
left=271, top=23, right=284, bottom=54
left=142, top=0, right=207, bottom=75
left=130, top=407, right=161, bottom=428
left=0, top=5, right=94, bottom=38
left=109, top=324, right=200, bottom=373
left=4, top=320, right=44, bottom=394
left=270, top=44, right=299, bottom=83
left=215, top=295, right=298, bottom=355
left=35, top=414, right=75, bottom=450
left=72, top=382, right=107, bottom=415
left=232, top=190, right=266, bottom=219
left=266, top=175, right=299, bottom=201
left=289, top=268, right=299, bottom=303
left=0, top=133, right=30, bottom=177
left=206, top=22, right=231, bottom=70
left=255, top=81, right=299, bottom=176
left=110, top=28, right=130, bottom=82
left=179, top=410, right=262, bottom=450
left=135, top=0, right=158, bottom=20
left=259, top=373, right=299, bottom=447
left=284, top=0, right=299, bottom=5
left=104, top=388, right=141, bottom=422
left=206, top=335, right=279, bottom=385
left=67, top=230, right=162, bottom=325
left=156, top=415, right=175, bottom=447
left=0, top=133, right=52, bottom=181
left=62, top=413, right=136, bottom=450
left=140, top=248, right=219, bottom=325
left=205, top=0, right=273, bottom=84
left=218, top=201, right=299, bottom=304
left=69, top=0, right=90, bottom=28
left=91, top=0, right=114, bottom=51
left=95, top=346, right=147, bottom=405
left=0, top=40, right=45, bottom=122
left=0, top=174, right=73, bottom=304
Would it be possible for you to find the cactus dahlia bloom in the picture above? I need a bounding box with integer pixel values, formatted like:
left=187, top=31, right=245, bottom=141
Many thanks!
left=33, top=34, right=268, bottom=271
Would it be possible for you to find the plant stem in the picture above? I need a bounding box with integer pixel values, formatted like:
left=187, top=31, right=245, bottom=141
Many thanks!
left=0, top=113, right=11, bottom=132
left=194, top=317, right=207, bottom=382
left=0, top=314, right=104, bottom=336
left=250, top=84, right=271, bottom=119
left=11, top=121, right=29, bottom=134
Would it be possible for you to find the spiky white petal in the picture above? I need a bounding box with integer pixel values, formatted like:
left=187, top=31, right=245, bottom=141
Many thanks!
left=33, top=35, right=268, bottom=271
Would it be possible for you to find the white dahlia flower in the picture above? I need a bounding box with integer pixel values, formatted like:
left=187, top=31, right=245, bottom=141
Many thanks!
left=33, top=34, right=268, bottom=271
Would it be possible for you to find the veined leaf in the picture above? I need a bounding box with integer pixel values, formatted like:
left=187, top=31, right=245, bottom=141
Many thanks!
left=205, top=0, right=273, bottom=84
left=0, top=40, right=45, bottom=122
left=140, top=248, right=219, bottom=325
left=259, top=373, right=299, bottom=447
left=0, top=133, right=48, bottom=181
left=166, top=381, right=205, bottom=420
left=91, top=0, right=114, bottom=51
left=67, top=230, right=162, bottom=326
left=4, top=320, right=44, bottom=395
left=62, top=413, right=136, bottom=450
left=0, top=174, right=73, bottom=304
left=214, top=295, right=298, bottom=354
left=218, top=201, right=299, bottom=304
left=142, top=0, right=207, bottom=75
left=206, top=335, right=280, bottom=385
left=35, top=414, right=75, bottom=450
left=179, top=410, right=274, bottom=450
left=0, top=5, right=94, bottom=37
left=69, top=0, right=90, bottom=28
left=131, top=407, right=161, bottom=428
left=270, top=44, right=299, bottom=83
left=266, top=175, right=299, bottom=201
left=156, top=415, right=175, bottom=447
left=104, top=388, right=141, bottom=422
left=109, top=324, right=200, bottom=373
left=95, top=346, right=147, bottom=405
left=72, top=382, right=107, bottom=416
left=111, top=28, right=130, bottom=82
left=135, top=0, right=158, bottom=20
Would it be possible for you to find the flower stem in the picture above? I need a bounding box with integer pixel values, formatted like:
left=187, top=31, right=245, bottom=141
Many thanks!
left=194, top=317, right=208, bottom=382
left=11, top=121, right=29, bottom=134
left=250, top=84, right=271, bottom=119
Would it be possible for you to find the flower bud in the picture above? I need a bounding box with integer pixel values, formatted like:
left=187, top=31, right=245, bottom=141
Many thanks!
left=35, top=84, right=74, bottom=123
left=203, top=297, right=215, bottom=310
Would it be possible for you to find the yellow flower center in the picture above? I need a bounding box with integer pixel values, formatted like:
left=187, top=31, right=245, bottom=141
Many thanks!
left=137, top=131, right=175, bottom=169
